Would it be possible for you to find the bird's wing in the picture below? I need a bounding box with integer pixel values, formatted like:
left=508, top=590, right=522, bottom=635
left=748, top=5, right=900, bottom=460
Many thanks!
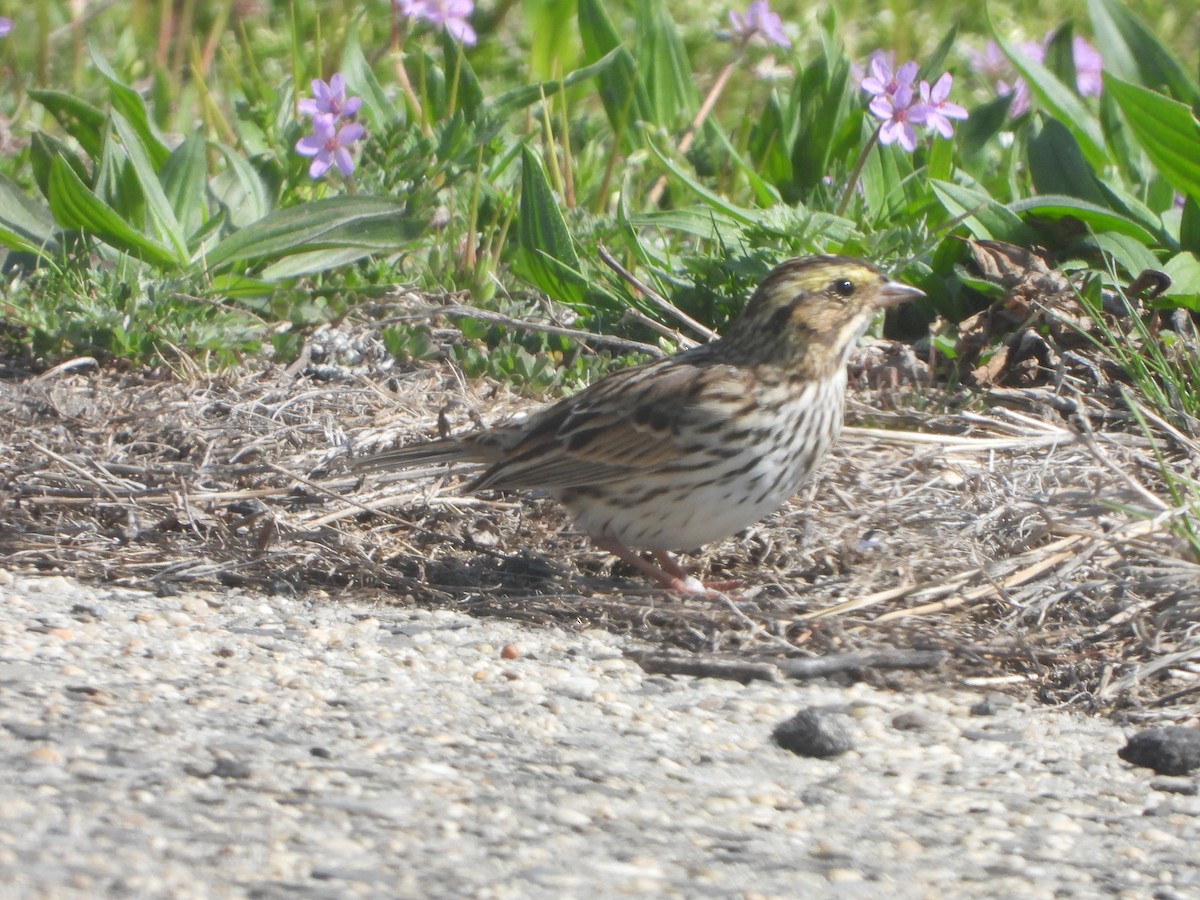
left=473, top=355, right=748, bottom=491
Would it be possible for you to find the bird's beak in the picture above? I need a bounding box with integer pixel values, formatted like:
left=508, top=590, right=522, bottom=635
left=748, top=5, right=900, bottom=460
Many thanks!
left=874, top=280, right=925, bottom=309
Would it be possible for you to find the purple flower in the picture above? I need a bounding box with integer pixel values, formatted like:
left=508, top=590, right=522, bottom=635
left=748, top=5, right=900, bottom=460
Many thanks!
left=998, top=78, right=1032, bottom=117
left=298, top=74, right=361, bottom=121
left=1071, top=36, right=1103, bottom=97
left=970, top=34, right=1103, bottom=119
left=861, top=52, right=969, bottom=150
left=397, top=0, right=477, bottom=47
left=861, top=54, right=918, bottom=101
left=295, top=114, right=365, bottom=179
left=869, top=82, right=927, bottom=152
left=918, top=73, right=968, bottom=138
left=966, top=41, right=1009, bottom=84
left=0, top=18, right=11, bottom=37
left=728, top=1, right=790, bottom=49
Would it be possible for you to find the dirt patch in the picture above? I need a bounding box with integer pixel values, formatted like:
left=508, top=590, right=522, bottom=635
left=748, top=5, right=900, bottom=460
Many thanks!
left=1, top=322, right=1198, bottom=722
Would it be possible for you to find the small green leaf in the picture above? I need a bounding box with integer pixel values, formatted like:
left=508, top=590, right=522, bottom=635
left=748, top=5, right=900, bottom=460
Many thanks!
left=1162, top=252, right=1200, bottom=297
left=340, top=27, right=392, bottom=127
left=0, top=174, right=60, bottom=256
left=525, top=0, right=581, bottom=80
left=791, top=50, right=855, bottom=195
left=1089, top=231, right=1160, bottom=277
left=160, top=131, right=209, bottom=242
left=209, top=147, right=271, bottom=229
left=28, top=90, right=106, bottom=160
left=960, top=94, right=1014, bottom=158
left=514, top=144, right=587, bottom=307
left=441, top=31, right=484, bottom=119
left=1027, top=116, right=1107, bottom=206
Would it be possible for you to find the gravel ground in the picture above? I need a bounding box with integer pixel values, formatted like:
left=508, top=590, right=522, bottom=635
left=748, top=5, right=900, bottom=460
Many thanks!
left=1, top=568, right=1198, bottom=899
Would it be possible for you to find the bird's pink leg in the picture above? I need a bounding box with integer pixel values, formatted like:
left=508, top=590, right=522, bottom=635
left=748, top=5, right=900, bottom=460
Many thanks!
left=653, top=552, right=744, bottom=594
left=592, top=537, right=709, bottom=594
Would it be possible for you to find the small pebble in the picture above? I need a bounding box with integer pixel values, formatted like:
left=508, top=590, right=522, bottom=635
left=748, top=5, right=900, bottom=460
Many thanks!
left=772, top=708, right=854, bottom=758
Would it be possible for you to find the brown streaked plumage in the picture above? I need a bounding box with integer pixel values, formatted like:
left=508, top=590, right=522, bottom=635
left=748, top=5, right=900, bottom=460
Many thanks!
left=356, top=255, right=923, bottom=593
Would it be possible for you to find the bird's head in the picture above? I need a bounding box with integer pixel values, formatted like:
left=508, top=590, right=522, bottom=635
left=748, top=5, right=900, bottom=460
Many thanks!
left=719, top=255, right=925, bottom=376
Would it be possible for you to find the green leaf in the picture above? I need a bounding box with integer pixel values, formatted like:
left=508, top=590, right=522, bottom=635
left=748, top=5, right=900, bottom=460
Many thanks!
left=1105, top=75, right=1200, bottom=204
left=960, top=93, right=1014, bottom=158
left=1088, top=0, right=1199, bottom=104
left=1181, top=197, right=1200, bottom=254
left=861, top=138, right=916, bottom=226
left=988, top=15, right=1107, bottom=168
left=748, top=93, right=793, bottom=191
left=0, top=174, right=60, bottom=256
left=29, top=132, right=87, bottom=201
left=209, top=146, right=271, bottom=229
left=1089, top=231, right=1160, bottom=277
left=46, top=154, right=179, bottom=268
left=1042, top=24, right=1079, bottom=95
left=1027, top=116, right=1107, bottom=206
left=441, top=31, right=484, bottom=119
left=340, top=26, right=392, bottom=127
left=525, top=0, right=580, bottom=80
left=577, top=0, right=652, bottom=153
left=1162, top=252, right=1200, bottom=298
left=91, top=46, right=170, bottom=168
left=633, top=0, right=697, bottom=129
left=491, top=48, right=625, bottom=119
left=791, top=50, right=854, bottom=194
left=514, top=144, right=587, bottom=306
left=627, top=206, right=747, bottom=246
left=931, top=179, right=1035, bottom=244
left=205, top=195, right=422, bottom=274
left=28, top=90, right=106, bottom=160
left=704, top=121, right=782, bottom=208
left=261, top=246, right=382, bottom=280
left=160, top=131, right=209, bottom=242
left=644, top=139, right=761, bottom=227
left=920, top=24, right=959, bottom=85
left=110, top=111, right=187, bottom=262
left=1009, top=195, right=1158, bottom=243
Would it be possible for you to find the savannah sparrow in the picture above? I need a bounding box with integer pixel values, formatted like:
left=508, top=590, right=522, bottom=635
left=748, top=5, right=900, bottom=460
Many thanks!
left=356, top=255, right=923, bottom=593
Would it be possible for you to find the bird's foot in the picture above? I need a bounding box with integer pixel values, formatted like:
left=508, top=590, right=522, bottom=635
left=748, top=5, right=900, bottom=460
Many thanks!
left=591, top=538, right=736, bottom=596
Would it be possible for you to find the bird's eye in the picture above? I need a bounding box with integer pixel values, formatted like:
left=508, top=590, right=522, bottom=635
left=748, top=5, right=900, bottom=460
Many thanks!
left=832, top=278, right=855, bottom=297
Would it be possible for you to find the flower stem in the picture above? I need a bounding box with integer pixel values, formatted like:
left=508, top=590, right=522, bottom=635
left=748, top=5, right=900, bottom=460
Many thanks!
left=836, top=124, right=880, bottom=218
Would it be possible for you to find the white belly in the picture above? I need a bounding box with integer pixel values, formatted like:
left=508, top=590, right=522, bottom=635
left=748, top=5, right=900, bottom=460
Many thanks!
left=563, top=376, right=844, bottom=551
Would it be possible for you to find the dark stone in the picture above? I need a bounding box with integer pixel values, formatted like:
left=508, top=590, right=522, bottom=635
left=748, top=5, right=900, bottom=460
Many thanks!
left=772, top=708, right=854, bottom=759
left=1118, top=727, right=1200, bottom=776
left=891, top=710, right=935, bottom=731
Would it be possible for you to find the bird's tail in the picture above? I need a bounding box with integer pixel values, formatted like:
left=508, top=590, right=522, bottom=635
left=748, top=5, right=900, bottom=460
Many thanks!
left=352, top=437, right=478, bottom=474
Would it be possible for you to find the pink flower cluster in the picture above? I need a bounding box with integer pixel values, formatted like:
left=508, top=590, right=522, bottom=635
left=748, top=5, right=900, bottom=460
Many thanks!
left=860, top=54, right=967, bottom=152
left=295, top=74, right=366, bottom=180
left=396, top=0, right=477, bottom=47
left=970, top=35, right=1103, bottom=117
left=727, top=1, right=790, bottom=49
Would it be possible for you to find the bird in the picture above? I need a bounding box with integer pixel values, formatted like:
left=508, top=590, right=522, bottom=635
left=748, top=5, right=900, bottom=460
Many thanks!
left=355, top=255, right=924, bottom=593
